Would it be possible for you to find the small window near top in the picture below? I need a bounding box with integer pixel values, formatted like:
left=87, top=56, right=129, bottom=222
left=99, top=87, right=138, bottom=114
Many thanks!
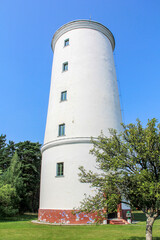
left=64, top=39, right=69, bottom=47
left=63, top=62, right=68, bottom=72
left=61, top=91, right=67, bottom=101
left=58, top=124, right=65, bottom=136
left=57, top=162, right=64, bottom=177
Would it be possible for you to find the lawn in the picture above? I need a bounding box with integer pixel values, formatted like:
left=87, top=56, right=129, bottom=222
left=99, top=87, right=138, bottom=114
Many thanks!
left=0, top=212, right=160, bottom=240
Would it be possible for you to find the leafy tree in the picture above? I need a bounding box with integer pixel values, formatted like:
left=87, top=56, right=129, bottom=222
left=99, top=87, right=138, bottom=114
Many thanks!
left=1, top=151, right=23, bottom=216
left=79, top=168, right=120, bottom=222
left=0, top=183, right=19, bottom=216
left=5, top=141, right=16, bottom=165
left=4, top=151, right=21, bottom=181
left=0, top=135, right=15, bottom=170
left=16, top=141, right=41, bottom=213
left=79, top=119, right=160, bottom=240
left=0, top=134, right=7, bottom=170
left=0, top=135, right=41, bottom=214
left=0, top=168, right=19, bottom=216
left=3, top=151, right=23, bottom=201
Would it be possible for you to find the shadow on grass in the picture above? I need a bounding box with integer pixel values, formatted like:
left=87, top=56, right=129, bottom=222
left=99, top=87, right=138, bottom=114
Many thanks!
left=123, top=238, right=160, bottom=240
left=132, top=212, right=146, bottom=222
left=0, top=213, right=38, bottom=222
left=132, top=211, right=160, bottom=222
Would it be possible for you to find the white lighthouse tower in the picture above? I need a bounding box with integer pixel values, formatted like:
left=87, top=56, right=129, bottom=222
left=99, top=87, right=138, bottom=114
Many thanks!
left=39, top=20, right=123, bottom=224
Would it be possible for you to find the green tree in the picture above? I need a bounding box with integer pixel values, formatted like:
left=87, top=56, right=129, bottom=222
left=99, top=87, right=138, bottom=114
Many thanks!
left=4, top=151, right=21, bottom=180
left=1, top=151, right=23, bottom=215
left=5, top=140, right=16, bottom=166
left=0, top=135, right=41, bottom=214
left=79, top=168, right=120, bottom=222
left=0, top=135, right=15, bottom=170
left=0, top=134, right=7, bottom=170
left=79, top=119, right=160, bottom=240
left=4, top=151, right=23, bottom=200
left=0, top=183, right=18, bottom=216
left=0, top=167, right=19, bottom=217
left=16, top=141, right=41, bottom=213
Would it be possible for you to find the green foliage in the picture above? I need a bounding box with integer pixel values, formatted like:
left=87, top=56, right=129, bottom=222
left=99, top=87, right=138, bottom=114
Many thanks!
left=0, top=135, right=7, bottom=170
left=0, top=135, right=15, bottom=170
left=86, top=119, right=160, bottom=215
left=0, top=152, right=23, bottom=216
left=79, top=167, right=120, bottom=219
left=3, top=151, right=22, bottom=185
left=0, top=182, right=18, bottom=216
left=79, top=118, right=160, bottom=239
left=16, top=141, right=41, bottom=213
left=0, top=135, right=41, bottom=215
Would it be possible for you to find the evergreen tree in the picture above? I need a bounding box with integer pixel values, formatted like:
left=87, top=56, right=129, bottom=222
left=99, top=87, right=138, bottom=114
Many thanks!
left=0, top=182, right=18, bottom=216
left=0, top=135, right=41, bottom=214
left=0, top=164, right=20, bottom=217
left=0, top=134, right=7, bottom=170
left=1, top=151, right=23, bottom=215
left=5, top=140, right=16, bottom=166
left=0, top=135, right=15, bottom=170
left=16, top=141, right=41, bottom=212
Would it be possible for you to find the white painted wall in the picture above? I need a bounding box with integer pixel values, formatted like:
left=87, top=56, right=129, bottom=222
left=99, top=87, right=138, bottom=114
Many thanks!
left=40, top=143, right=96, bottom=209
left=44, top=28, right=122, bottom=143
left=40, top=21, right=122, bottom=210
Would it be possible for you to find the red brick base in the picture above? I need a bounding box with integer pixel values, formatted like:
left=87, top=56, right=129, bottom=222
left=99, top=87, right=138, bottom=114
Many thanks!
left=38, top=208, right=131, bottom=224
left=38, top=209, right=102, bottom=224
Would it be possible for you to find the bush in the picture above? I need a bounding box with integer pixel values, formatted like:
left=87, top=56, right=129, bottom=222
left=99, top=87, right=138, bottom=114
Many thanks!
left=0, top=183, right=19, bottom=216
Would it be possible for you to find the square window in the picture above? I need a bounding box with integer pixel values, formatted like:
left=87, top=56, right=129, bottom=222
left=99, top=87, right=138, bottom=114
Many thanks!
left=64, top=39, right=69, bottom=47
left=59, top=124, right=65, bottom=136
left=63, top=62, right=68, bottom=72
left=61, top=91, right=67, bottom=101
left=57, top=162, right=64, bottom=176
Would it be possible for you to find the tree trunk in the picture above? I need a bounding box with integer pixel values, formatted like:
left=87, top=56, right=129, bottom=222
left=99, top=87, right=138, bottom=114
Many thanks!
left=146, top=216, right=156, bottom=240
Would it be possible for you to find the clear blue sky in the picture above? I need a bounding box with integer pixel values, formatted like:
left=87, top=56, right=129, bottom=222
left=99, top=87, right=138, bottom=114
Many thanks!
left=0, top=0, right=160, bottom=144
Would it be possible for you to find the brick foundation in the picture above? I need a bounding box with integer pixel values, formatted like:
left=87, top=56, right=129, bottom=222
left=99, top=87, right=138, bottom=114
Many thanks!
left=38, top=209, right=102, bottom=224
left=38, top=208, right=131, bottom=224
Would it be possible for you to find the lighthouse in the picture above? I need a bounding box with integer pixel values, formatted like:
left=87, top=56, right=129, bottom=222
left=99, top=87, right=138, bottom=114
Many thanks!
left=39, top=20, right=124, bottom=224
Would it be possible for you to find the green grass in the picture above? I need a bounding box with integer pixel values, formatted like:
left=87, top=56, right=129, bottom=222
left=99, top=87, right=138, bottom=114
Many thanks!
left=0, top=212, right=160, bottom=240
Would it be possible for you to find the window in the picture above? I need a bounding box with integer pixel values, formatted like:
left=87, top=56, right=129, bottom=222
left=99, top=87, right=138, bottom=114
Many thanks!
left=64, top=38, right=69, bottom=47
left=57, top=162, right=64, bottom=176
left=58, top=124, right=65, bottom=136
left=61, top=91, right=67, bottom=101
left=63, top=62, right=68, bottom=72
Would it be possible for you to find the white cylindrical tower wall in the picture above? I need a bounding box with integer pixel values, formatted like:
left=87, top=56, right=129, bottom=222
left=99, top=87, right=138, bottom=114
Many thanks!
left=39, top=20, right=122, bottom=224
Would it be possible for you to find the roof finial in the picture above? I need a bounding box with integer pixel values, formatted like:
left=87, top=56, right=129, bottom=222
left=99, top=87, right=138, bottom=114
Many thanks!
left=89, top=15, right=92, bottom=21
